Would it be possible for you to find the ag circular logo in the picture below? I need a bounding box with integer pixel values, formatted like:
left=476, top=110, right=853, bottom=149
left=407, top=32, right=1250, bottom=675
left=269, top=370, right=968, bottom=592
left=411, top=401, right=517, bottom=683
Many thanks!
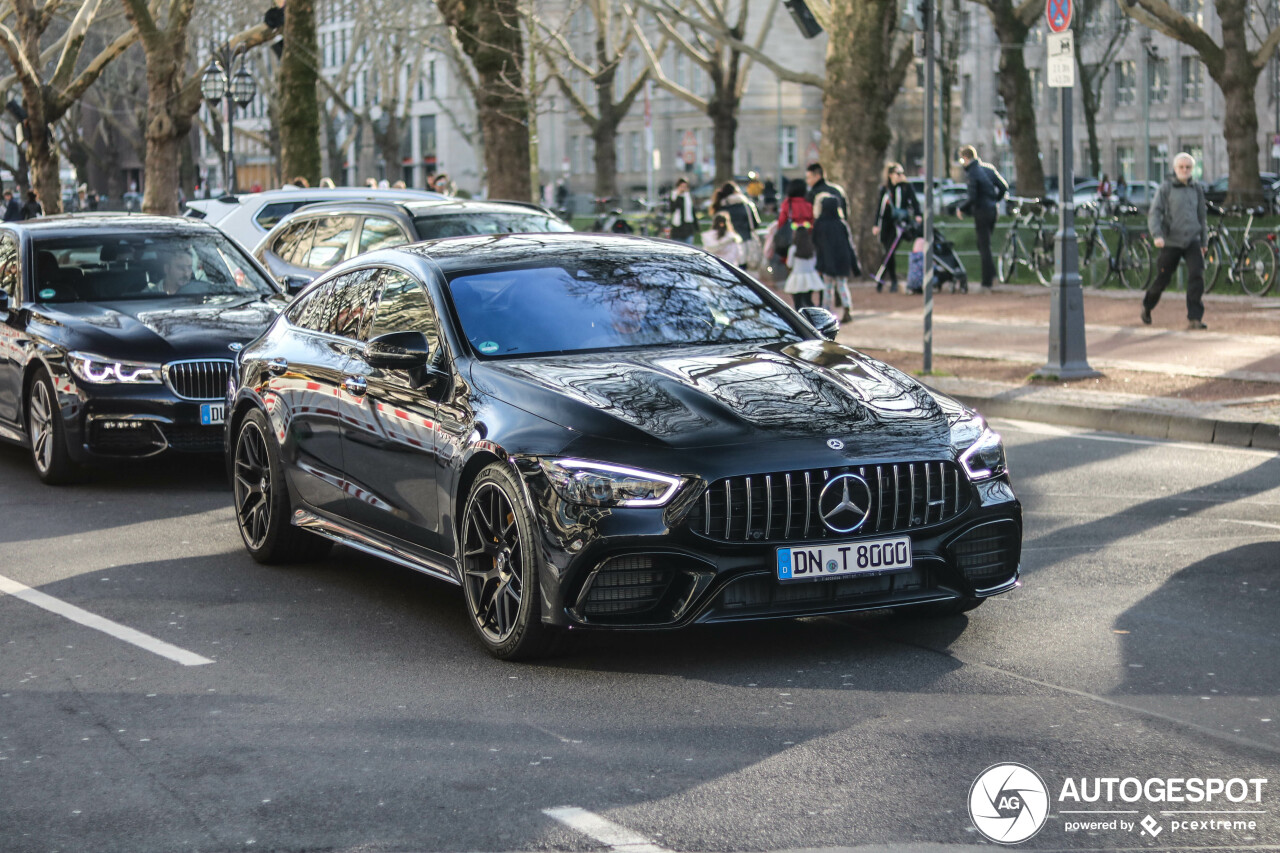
left=817, top=473, right=871, bottom=534
left=968, top=763, right=1050, bottom=844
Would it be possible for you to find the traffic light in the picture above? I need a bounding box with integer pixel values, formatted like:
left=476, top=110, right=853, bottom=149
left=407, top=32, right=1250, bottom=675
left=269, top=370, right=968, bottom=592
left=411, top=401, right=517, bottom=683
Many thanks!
left=783, top=0, right=823, bottom=38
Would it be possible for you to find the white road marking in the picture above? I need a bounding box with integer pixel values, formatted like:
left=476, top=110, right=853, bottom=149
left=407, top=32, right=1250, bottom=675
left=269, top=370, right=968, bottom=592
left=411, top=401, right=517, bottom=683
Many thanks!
left=1225, top=519, right=1280, bottom=532
left=995, top=418, right=1279, bottom=456
left=0, top=573, right=213, bottom=667
left=543, top=806, right=669, bottom=852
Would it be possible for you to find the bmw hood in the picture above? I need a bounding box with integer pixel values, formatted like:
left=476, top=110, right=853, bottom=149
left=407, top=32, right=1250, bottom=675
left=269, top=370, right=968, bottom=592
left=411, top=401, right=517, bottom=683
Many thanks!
left=33, top=296, right=284, bottom=361
left=472, top=341, right=959, bottom=455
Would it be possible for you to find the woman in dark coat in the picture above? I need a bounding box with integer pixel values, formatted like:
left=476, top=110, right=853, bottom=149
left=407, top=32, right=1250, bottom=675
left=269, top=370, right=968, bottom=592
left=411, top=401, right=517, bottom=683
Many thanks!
left=813, top=195, right=859, bottom=321
left=871, top=162, right=921, bottom=292
left=710, top=181, right=761, bottom=240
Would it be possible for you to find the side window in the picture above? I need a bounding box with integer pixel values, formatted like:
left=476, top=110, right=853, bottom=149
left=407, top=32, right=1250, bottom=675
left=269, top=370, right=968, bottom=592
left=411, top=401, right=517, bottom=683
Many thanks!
left=327, top=268, right=382, bottom=340
left=369, top=270, right=440, bottom=354
left=358, top=216, right=410, bottom=253
left=0, top=234, right=19, bottom=302
left=286, top=280, right=336, bottom=332
left=304, top=216, right=357, bottom=270
left=255, top=201, right=308, bottom=231
left=280, top=220, right=316, bottom=267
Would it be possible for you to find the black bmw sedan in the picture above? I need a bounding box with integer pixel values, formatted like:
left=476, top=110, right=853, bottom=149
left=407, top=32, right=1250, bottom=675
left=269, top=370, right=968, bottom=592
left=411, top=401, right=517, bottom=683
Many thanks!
left=0, top=215, right=287, bottom=483
left=226, top=233, right=1021, bottom=659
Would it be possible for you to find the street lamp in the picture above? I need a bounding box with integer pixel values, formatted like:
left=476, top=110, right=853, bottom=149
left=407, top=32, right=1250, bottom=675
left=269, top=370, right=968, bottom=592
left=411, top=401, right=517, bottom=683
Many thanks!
left=200, top=42, right=257, bottom=195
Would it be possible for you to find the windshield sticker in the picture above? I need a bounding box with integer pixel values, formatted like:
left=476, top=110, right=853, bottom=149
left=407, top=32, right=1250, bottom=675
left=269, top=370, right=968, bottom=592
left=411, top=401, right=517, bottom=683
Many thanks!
left=39, top=288, right=56, bottom=300
left=477, top=341, right=500, bottom=355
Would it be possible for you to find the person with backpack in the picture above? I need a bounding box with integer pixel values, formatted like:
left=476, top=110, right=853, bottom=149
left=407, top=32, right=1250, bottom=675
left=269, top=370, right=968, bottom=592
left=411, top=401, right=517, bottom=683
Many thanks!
left=871, top=162, right=921, bottom=293
left=770, top=179, right=814, bottom=268
left=956, top=145, right=1007, bottom=291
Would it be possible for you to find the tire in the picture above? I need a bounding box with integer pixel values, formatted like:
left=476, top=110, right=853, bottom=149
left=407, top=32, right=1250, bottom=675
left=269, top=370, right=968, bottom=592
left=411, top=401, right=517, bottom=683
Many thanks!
left=1115, top=236, right=1150, bottom=291
left=905, top=596, right=984, bottom=617
left=1083, top=234, right=1111, bottom=288
left=232, top=409, right=332, bottom=564
left=460, top=463, right=564, bottom=661
left=1032, top=234, right=1054, bottom=286
left=1238, top=239, right=1277, bottom=296
left=26, top=369, right=80, bottom=485
left=1204, top=237, right=1225, bottom=293
left=997, top=234, right=1017, bottom=283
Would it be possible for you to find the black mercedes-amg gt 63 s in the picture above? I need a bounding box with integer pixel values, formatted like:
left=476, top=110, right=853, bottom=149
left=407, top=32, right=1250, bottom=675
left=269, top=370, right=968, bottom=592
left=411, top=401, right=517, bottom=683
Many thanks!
left=0, top=215, right=288, bottom=483
left=226, top=233, right=1021, bottom=659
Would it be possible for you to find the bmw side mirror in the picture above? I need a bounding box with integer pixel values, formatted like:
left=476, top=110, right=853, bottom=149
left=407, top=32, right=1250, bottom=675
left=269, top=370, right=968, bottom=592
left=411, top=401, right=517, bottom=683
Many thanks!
left=281, top=273, right=312, bottom=295
left=365, top=331, right=430, bottom=370
left=800, top=306, right=840, bottom=341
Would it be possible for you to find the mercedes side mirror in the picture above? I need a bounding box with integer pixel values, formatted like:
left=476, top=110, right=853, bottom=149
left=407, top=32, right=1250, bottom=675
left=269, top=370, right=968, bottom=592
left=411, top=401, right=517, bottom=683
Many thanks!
left=365, top=331, right=430, bottom=371
left=800, top=306, right=840, bottom=341
left=280, top=273, right=312, bottom=295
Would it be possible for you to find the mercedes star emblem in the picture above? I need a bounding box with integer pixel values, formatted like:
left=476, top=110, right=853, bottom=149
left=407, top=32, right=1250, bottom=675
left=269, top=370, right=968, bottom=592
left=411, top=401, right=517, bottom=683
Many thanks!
left=818, top=473, right=872, bottom=533
left=827, top=438, right=845, bottom=450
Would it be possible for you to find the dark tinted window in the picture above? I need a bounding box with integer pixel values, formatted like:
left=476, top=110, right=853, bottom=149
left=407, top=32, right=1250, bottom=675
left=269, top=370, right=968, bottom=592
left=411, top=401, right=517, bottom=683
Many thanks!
left=447, top=256, right=799, bottom=358
left=0, top=234, right=20, bottom=302
left=412, top=212, right=574, bottom=240
left=303, top=216, right=356, bottom=270
left=255, top=201, right=309, bottom=230
left=328, top=268, right=381, bottom=340
left=369, top=270, right=439, bottom=352
left=359, top=217, right=410, bottom=253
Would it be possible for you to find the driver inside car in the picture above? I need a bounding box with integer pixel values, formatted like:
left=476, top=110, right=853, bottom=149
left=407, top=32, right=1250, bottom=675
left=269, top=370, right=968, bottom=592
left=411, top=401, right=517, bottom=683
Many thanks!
left=148, top=250, right=195, bottom=295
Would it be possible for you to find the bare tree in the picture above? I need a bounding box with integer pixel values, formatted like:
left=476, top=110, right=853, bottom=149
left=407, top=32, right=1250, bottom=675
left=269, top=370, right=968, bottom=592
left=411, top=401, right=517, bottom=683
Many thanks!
left=278, top=0, right=320, bottom=185
left=1073, top=0, right=1131, bottom=178
left=1121, top=0, right=1280, bottom=205
left=626, top=0, right=778, bottom=186
left=0, top=0, right=137, bottom=212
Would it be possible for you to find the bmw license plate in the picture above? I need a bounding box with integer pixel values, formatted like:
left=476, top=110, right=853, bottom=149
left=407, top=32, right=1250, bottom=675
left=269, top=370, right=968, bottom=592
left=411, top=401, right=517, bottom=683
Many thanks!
left=200, top=403, right=225, bottom=426
left=777, top=536, right=912, bottom=582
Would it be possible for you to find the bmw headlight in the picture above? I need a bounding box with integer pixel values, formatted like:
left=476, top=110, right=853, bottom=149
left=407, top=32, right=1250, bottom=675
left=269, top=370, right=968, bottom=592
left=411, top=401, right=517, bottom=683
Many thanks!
left=956, top=425, right=1007, bottom=481
left=67, top=352, right=163, bottom=384
left=540, top=458, right=682, bottom=507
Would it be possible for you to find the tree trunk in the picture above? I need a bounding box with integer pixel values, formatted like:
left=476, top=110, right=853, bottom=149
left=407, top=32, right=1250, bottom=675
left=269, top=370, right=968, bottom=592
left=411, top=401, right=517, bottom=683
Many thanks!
left=821, top=0, right=901, bottom=263
left=1079, top=67, right=1102, bottom=177
left=278, top=0, right=322, bottom=186
left=710, top=97, right=739, bottom=186
left=593, top=119, right=618, bottom=202
left=437, top=0, right=531, bottom=201
left=18, top=76, right=62, bottom=214
left=1214, top=0, right=1263, bottom=206
left=990, top=12, right=1045, bottom=197
left=377, top=110, right=403, bottom=182
left=141, top=55, right=188, bottom=215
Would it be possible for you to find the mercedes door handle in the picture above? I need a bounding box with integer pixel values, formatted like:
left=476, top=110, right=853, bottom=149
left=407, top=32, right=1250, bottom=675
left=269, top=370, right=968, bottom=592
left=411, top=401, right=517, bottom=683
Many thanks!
left=267, top=358, right=288, bottom=376
left=343, top=376, right=368, bottom=397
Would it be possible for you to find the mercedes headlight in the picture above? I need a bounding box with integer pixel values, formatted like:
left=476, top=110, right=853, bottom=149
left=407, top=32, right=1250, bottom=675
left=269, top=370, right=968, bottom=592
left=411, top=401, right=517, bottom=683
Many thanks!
left=67, top=352, right=163, bottom=384
left=955, top=424, right=1007, bottom=481
left=540, top=458, right=682, bottom=507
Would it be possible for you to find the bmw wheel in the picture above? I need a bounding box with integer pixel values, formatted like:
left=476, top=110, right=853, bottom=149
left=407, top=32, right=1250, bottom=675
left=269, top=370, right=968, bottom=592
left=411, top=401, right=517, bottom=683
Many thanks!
left=233, top=409, right=331, bottom=564
left=26, top=370, right=80, bottom=485
left=461, top=462, right=563, bottom=660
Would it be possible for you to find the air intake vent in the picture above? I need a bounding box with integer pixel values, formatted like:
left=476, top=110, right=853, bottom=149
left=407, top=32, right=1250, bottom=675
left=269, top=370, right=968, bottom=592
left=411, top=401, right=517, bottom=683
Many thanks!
left=164, top=359, right=234, bottom=401
left=686, top=462, right=970, bottom=543
left=950, top=521, right=1020, bottom=587
left=577, top=555, right=674, bottom=617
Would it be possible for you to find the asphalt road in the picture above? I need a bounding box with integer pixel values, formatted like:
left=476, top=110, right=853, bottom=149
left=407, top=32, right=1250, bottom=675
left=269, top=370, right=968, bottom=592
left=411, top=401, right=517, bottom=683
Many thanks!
left=1, top=421, right=1278, bottom=853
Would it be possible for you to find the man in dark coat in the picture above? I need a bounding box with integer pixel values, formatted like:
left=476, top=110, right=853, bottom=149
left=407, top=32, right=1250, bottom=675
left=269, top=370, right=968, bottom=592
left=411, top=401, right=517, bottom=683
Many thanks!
left=956, top=145, right=1001, bottom=290
left=669, top=178, right=698, bottom=243
left=813, top=195, right=859, bottom=321
left=2, top=190, right=21, bottom=221
left=804, top=162, right=848, bottom=219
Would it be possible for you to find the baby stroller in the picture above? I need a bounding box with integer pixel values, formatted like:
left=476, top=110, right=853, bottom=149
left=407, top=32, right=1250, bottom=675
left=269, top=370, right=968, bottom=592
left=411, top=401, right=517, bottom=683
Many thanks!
left=929, top=225, right=968, bottom=294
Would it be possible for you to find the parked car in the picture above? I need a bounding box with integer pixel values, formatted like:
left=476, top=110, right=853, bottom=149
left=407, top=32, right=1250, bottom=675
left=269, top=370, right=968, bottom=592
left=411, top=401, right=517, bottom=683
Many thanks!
left=907, top=179, right=968, bottom=215
left=1204, top=173, right=1279, bottom=211
left=1113, top=180, right=1161, bottom=214
left=0, top=214, right=288, bottom=483
left=225, top=233, right=1023, bottom=659
left=184, top=187, right=442, bottom=250
left=251, top=198, right=575, bottom=287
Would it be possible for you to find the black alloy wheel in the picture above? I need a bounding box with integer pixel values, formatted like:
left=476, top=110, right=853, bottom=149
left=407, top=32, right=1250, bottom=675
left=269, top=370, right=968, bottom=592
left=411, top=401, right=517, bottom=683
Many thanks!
left=26, top=370, right=79, bottom=485
left=460, top=463, right=562, bottom=660
left=233, top=409, right=331, bottom=564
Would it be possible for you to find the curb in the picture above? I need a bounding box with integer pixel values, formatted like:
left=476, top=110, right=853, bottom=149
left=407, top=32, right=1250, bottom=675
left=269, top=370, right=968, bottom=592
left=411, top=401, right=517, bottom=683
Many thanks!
left=946, top=390, right=1280, bottom=451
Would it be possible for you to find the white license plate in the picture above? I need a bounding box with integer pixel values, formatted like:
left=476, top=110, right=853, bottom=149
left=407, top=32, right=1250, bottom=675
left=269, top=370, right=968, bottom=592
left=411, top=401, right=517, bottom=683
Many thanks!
left=200, top=403, right=225, bottom=426
left=777, top=536, right=912, bottom=582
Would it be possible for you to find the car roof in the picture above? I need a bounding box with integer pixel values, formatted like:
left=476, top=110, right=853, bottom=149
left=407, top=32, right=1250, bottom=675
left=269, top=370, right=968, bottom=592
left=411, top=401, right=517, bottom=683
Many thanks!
left=396, top=232, right=705, bottom=273
left=275, top=198, right=561, bottom=220
left=186, top=187, right=442, bottom=209
left=3, top=213, right=222, bottom=238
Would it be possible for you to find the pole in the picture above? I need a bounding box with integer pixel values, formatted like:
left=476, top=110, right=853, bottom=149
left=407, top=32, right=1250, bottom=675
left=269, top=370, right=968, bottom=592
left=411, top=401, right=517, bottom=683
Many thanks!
left=645, top=81, right=655, bottom=210
left=1140, top=32, right=1150, bottom=186
left=1035, top=80, right=1098, bottom=379
left=777, top=76, right=784, bottom=201
left=922, top=0, right=935, bottom=374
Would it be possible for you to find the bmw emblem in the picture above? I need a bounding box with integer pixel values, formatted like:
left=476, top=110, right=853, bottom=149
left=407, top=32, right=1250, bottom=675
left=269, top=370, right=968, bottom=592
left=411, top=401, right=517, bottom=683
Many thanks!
left=827, top=438, right=845, bottom=451
left=228, top=342, right=244, bottom=352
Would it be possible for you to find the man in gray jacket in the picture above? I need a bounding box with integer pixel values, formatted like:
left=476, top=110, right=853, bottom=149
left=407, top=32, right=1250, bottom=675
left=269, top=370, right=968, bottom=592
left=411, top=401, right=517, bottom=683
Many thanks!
left=1142, top=152, right=1209, bottom=329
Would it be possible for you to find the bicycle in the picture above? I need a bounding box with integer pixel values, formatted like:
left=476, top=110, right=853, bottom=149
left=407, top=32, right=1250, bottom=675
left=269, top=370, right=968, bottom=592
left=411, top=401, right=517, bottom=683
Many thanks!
left=630, top=196, right=670, bottom=237
left=1203, top=203, right=1276, bottom=296
left=997, top=197, right=1055, bottom=286
left=1078, top=201, right=1152, bottom=290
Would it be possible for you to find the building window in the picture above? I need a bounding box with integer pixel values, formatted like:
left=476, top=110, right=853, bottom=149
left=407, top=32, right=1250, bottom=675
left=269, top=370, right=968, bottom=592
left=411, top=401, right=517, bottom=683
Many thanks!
left=1114, top=60, right=1136, bottom=106
left=1148, top=57, right=1168, bottom=104
left=569, top=136, right=579, bottom=174
left=1181, top=56, right=1203, bottom=103
left=915, top=61, right=925, bottom=90
left=962, top=74, right=972, bottom=112
left=1029, top=68, right=1042, bottom=112
left=630, top=131, right=641, bottom=173
left=1179, top=141, right=1204, bottom=179
left=1116, top=144, right=1134, bottom=181
left=1148, top=144, right=1169, bottom=181
left=1179, top=0, right=1203, bottom=25
left=675, top=54, right=687, bottom=90
left=781, top=126, right=797, bottom=169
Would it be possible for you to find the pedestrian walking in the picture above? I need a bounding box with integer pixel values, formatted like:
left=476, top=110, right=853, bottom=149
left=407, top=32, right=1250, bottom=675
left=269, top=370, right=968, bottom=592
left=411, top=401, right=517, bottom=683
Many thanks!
left=872, top=162, right=922, bottom=293
left=20, top=189, right=42, bottom=220
left=2, top=190, right=21, bottom=222
left=813, top=195, right=859, bottom=321
left=956, top=145, right=1006, bottom=291
left=702, top=212, right=744, bottom=267
left=669, top=178, right=698, bottom=244
left=783, top=224, right=824, bottom=309
left=1141, top=152, right=1209, bottom=330
left=804, top=162, right=848, bottom=219
left=1116, top=174, right=1128, bottom=203
left=710, top=181, right=761, bottom=242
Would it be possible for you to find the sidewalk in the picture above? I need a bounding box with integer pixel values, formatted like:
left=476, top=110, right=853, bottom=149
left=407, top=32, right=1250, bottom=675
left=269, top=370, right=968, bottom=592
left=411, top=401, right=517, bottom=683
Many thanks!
left=827, top=282, right=1280, bottom=449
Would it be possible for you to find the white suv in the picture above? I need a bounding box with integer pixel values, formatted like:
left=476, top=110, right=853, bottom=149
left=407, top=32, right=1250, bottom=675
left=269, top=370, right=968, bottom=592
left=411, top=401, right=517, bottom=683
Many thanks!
left=184, top=187, right=442, bottom=249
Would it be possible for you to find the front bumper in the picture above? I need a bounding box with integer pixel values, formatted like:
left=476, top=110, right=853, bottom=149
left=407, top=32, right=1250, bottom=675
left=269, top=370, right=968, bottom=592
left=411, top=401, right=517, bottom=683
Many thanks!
left=517, top=460, right=1022, bottom=630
